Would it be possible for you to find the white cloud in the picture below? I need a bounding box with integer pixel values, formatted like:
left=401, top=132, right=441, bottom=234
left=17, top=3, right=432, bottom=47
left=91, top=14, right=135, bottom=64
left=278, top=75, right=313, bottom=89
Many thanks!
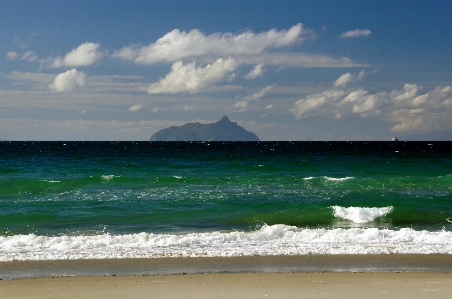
left=113, top=24, right=313, bottom=64
left=147, top=57, right=239, bottom=94
left=265, top=103, right=274, bottom=109
left=21, top=51, right=38, bottom=62
left=393, top=83, right=419, bottom=102
left=6, top=52, right=18, bottom=60
left=151, top=107, right=160, bottom=113
left=339, top=29, right=371, bottom=38
left=244, top=63, right=264, bottom=79
left=51, top=42, right=103, bottom=68
left=232, top=85, right=274, bottom=111
left=333, top=70, right=365, bottom=88
left=128, top=104, right=143, bottom=111
left=48, top=69, right=87, bottom=92
left=290, top=72, right=452, bottom=133
left=238, top=53, right=364, bottom=68
left=290, top=90, right=346, bottom=118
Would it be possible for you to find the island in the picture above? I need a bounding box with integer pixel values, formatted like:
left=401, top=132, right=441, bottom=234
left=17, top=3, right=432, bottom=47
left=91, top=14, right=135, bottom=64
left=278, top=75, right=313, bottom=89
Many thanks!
left=150, top=116, right=260, bottom=141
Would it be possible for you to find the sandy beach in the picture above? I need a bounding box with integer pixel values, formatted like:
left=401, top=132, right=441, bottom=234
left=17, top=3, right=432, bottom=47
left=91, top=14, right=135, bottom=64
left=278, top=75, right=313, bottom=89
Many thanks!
left=1, top=255, right=451, bottom=298
left=1, top=272, right=451, bottom=299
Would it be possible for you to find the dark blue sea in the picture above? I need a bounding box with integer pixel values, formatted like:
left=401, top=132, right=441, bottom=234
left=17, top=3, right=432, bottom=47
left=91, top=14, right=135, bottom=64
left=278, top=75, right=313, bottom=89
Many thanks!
left=1, top=141, right=451, bottom=260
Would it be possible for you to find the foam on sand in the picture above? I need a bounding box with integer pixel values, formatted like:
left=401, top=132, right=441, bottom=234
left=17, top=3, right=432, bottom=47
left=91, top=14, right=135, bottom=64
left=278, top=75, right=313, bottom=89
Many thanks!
left=1, top=224, right=451, bottom=261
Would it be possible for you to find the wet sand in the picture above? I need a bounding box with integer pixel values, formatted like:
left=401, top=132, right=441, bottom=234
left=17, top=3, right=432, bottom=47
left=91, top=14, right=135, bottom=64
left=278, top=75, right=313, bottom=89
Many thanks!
left=1, top=255, right=451, bottom=298
left=2, top=255, right=452, bottom=279
left=1, top=272, right=451, bottom=299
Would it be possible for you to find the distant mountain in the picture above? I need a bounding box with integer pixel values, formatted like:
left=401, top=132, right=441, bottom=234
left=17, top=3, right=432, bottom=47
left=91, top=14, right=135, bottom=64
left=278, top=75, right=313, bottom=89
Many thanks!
left=150, top=116, right=260, bottom=141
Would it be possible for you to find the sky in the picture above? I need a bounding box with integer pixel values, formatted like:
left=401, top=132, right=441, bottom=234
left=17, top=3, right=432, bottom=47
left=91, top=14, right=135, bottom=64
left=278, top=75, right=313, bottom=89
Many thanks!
left=1, top=0, right=451, bottom=141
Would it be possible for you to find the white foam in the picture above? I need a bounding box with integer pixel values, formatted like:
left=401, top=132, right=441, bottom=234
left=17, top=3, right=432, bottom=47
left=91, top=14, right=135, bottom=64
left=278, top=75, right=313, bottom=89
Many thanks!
left=1, top=225, right=451, bottom=261
left=324, top=176, right=355, bottom=182
left=331, top=206, right=393, bottom=224
left=303, top=176, right=355, bottom=181
left=101, top=175, right=117, bottom=181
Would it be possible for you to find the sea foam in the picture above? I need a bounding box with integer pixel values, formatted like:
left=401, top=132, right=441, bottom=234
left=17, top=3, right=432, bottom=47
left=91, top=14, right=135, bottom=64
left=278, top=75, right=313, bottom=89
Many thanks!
left=331, top=206, right=394, bottom=224
left=1, top=225, right=451, bottom=261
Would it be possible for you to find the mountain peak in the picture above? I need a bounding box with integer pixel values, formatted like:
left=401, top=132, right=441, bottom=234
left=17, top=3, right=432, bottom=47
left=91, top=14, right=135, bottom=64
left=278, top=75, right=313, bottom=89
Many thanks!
left=218, top=116, right=231, bottom=122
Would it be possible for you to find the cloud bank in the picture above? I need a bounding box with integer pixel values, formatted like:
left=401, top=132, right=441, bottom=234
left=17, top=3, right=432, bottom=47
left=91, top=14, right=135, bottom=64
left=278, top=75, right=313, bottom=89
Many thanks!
left=113, top=24, right=313, bottom=64
left=290, top=72, right=452, bottom=132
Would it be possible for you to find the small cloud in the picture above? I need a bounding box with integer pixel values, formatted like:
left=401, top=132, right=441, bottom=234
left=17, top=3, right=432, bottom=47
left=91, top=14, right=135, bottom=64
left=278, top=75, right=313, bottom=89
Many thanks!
left=244, top=63, right=264, bottom=79
left=20, top=51, right=38, bottom=62
left=51, top=42, right=103, bottom=68
left=232, top=85, right=274, bottom=111
left=184, top=105, right=193, bottom=111
left=339, top=29, right=371, bottom=38
left=6, top=52, right=18, bottom=60
left=333, top=70, right=365, bottom=88
left=147, top=58, right=239, bottom=94
left=48, top=69, right=86, bottom=92
left=151, top=107, right=160, bottom=113
left=265, top=103, right=274, bottom=109
left=129, top=104, right=143, bottom=111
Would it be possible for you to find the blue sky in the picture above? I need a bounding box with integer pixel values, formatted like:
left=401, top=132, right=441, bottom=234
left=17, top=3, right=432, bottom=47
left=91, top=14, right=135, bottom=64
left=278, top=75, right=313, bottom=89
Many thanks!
left=1, top=0, right=451, bottom=141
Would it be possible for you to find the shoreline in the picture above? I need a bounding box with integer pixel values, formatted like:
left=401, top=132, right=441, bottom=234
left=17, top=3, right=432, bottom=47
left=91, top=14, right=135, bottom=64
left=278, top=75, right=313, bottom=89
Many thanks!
left=1, top=254, right=452, bottom=280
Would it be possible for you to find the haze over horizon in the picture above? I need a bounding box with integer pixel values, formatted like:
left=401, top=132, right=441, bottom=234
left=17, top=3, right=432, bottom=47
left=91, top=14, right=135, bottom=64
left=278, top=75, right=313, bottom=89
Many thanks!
left=1, top=0, right=451, bottom=141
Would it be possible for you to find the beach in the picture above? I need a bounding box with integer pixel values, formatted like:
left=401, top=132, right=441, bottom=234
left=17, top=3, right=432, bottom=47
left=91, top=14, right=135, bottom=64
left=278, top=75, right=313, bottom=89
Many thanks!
left=2, top=142, right=451, bottom=297
left=2, top=272, right=451, bottom=299
left=1, top=255, right=452, bottom=298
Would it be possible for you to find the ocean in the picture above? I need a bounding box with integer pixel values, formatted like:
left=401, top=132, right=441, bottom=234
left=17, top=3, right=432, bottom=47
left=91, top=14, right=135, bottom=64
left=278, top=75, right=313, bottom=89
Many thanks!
left=1, top=141, right=451, bottom=261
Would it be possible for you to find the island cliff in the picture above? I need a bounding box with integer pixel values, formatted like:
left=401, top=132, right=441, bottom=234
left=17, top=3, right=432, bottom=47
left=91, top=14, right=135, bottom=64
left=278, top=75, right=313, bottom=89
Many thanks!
left=150, top=116, right=260, bottom=141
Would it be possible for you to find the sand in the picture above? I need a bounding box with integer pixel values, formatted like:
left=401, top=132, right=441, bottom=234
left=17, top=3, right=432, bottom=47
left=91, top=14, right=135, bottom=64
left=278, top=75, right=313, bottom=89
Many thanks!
left=1, top=255, right=452, bottom=298
left=1, top=272, right=451, bottom=299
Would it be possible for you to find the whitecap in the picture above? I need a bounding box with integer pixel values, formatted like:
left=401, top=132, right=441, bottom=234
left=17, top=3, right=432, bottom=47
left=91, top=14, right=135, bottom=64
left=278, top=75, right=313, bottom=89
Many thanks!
left=324, top=176, right=355, bottom=182
left=331, top=206, right=393, bottom=224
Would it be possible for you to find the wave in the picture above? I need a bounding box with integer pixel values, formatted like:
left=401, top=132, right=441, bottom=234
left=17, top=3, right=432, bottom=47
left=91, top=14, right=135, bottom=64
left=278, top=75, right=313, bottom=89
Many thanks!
left=331, top=206, right=394, bottom=224
left=303, top=176, right=355, bottom=181
left=1, top=224, right=451, bottom=261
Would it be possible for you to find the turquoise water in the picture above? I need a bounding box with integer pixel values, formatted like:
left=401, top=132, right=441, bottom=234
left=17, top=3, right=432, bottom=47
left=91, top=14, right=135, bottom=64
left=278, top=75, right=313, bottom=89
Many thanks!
left=1, top=141, right=451, bottom=260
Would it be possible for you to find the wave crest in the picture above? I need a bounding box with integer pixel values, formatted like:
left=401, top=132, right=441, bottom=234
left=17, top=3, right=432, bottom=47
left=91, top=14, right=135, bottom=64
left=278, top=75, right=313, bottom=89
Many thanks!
left=331, top=206, right=393, bottom=224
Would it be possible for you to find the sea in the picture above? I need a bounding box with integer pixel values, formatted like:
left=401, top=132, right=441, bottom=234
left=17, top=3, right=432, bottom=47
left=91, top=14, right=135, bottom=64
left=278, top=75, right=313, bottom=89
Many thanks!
left=1, top=141, right=451, bottom=261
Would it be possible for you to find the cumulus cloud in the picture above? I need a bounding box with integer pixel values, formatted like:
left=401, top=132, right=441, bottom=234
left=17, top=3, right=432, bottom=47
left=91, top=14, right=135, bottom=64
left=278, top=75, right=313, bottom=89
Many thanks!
left=333, top=70, right=365, bottom=88
left=48, top=69, right=87, bottom=92
left=113, top=24, right=313, bottom=64
left=51, top=42, right=103, bottom=68
left=232, top=85, right=274, bottom=111
left=339, top=29, right=371, bottom=38
left=392, top=83, right=419, bottom=103
left=6, top=52, right=18, bottom=60
left=244, top=63, right=264, bottom=79
left=147, top=57, right=239, bottom=94
left=291, top=72, right=452, bottom=132
left=290, top=90, right=346, bottom=118
left=128, top=104, right=143, bottom=111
